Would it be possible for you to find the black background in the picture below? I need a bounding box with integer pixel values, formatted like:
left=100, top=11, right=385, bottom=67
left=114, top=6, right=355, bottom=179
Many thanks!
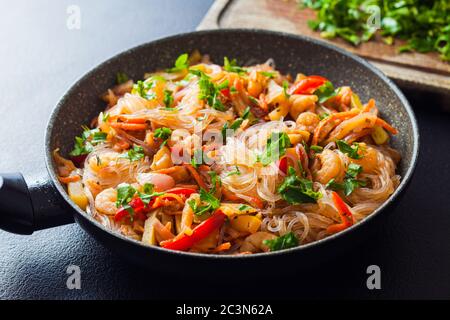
left=0, top=0, right=449, bottom=299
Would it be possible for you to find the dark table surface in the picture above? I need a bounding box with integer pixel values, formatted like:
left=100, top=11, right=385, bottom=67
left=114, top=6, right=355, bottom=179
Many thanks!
left=1, top=0, right=449, bottom=300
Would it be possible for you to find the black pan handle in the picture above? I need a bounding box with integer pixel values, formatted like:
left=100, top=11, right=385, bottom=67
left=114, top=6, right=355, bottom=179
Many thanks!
left=0, top=173, right=74, bottom=235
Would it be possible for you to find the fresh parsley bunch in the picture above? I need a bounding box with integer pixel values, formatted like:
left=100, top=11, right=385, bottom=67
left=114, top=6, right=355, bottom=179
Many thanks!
left=302, top=0, right=450, bottom=61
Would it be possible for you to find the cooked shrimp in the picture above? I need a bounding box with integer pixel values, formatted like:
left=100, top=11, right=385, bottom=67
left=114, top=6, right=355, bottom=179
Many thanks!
left=296, top=111, right=320, bottom=133
left=94, top=188, right=118, bottom=215
left=59, top=54, right=402, bottom=254
left=154, top=166, right=191, bottom=182
left=289, top=94, right=318, bottom=120
left=350, top=144, right=379, bottom=174
left=240, top=231, right=276, bottom=253
left=150, top=146, right=173, bottom=170
left=136, top=172, right=175, bottom=191
left=88, top=151, right=121, bottom=173
left=312, top=149, right=345, bottom=184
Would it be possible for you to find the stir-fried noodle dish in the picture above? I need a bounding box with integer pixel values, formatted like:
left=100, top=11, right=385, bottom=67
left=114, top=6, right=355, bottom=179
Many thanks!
left=55, top=52, right=401, bottom=254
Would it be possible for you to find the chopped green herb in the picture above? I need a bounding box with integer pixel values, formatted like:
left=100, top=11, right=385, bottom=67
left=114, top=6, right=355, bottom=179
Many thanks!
left=318, top=112, right=330, bottom=120
left=248, top=96, right=259, bottom=106
left=138, top=185, right=165, bottom=205
left=230, top=86, right=238, bottom=94
left=326, top=163, right=367, bottom=196
left=226, top=166, right=241, bottom=177
left=223, top=57, right=247, bottom=75
left=119, top=145, right=145, bottom=162
left=310, top=145, right=323, bottom=153
left=166, top=53, right=189, bottom=73
left=222, top=117, right=244, bottom=139
left=116, top=184, right=137, bottom=208
left=282, top=80, right=291, bottom=98
left=191, top=149, right=204, bottom=168
left=238, top=204, right=251, bottom=211
left=301, top=0, right=450, bottom=61
left=142, top=183, right=154, bottom=195
left=69, top=128, right=107, bottom=157
left=190, top=69, right=226, bottom=111
left=313, top=81, right=337, bottom=103
left=242, top=106, right=251, bottom=120
left=346, top=163, right=362, bottom=178
left=116, top=72, right=129, bottom=84
left=132, top=80, right=158, bottom=100
left=154, top=127, right=172, bottom=141
left=260, top=132, right=291, bottom=166
left=208, top=171, right=221, bottom=194
left=277, top=167, right=322, bottom=204
left=259, top=71, right=276, bottom=78
left=101, top=112, right=110, bottom=122
left=336, top=140, right=362, bottom=159
left=163, top=90, right=174, bottom=108
left=263, top=231, right=299, bottom=251
left=95, top=155, right=101, bottom=166
left=189, top=188, right=221, bottom=216
left=217, top=79, right=229, bottom=90
left=325, top=178, right=343, bottom=191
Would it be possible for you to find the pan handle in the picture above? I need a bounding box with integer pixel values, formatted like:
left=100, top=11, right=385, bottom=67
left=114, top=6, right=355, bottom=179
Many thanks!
left=0, top=173, right=74, bottom=235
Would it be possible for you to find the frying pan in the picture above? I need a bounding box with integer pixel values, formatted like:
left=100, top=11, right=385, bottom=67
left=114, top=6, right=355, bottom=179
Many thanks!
left=0, top=29, right=419, bottom=271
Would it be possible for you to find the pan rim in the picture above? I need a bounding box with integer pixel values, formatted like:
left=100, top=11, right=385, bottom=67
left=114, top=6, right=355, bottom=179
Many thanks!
left=45, top=28, right=420, bottom=260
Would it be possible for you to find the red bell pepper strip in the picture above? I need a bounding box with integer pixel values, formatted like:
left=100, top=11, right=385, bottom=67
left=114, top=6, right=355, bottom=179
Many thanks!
left=161, top=210, right=227, bottom=251
left=277, top=156, right=288, bottom=174
left=221, top=88, right=230, bottom=99
left=288, top=75, right=328, bottom=95
left=327, top=191, right=354, bottom=234
left=165, top=187, right=197, bottom=197
left=114, top=197, right=148, bottom=222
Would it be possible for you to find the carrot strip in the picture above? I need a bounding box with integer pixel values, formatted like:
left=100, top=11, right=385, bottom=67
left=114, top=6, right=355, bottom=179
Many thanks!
left=212, top=242, right=231, bottom=253
left=110, top=122, right=147, bottom=131
left=375, top=118, right=398, bottom=135
left=117, top=116, right=147, bottom=124
left=58, top=175, right=80, bottom=184
left=157, top=193, right=185, bottom=205
left=198, top=164, right=211, bottom=172
left=362, top=98, right=376, bottom=113
left=312, top=109, right=361, bottom=145
left=184, top=164, right=209, bottom=190
left=221, top=187, right=240, bottom=201
left=249, top=196, right=264, bottom=209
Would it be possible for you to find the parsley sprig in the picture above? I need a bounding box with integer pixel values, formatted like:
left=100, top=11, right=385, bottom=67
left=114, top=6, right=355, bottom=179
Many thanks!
left=189, top=69, right=228, bottom=111
left=277, top=167, right=322, bottom=204
left=166, top=53, right=189, bottom=73
left=259, top=132, right=292, bottom=166
left=302, top=0, right=450, bottom=61
left=116, top=183, right=164, bottom=218
left=153, top=127, right=172, bottom=146
left=263, top=232, right=299, bottom=251
left=326, top=163, right=367, bottom=196
left=223, top=57, right=247, bottom=75
left=119, top=145, right=145, bottom=162
left=69, top=127, right=107, bottom=157
left=336, top=140, right=362, bottom=159
left=188, top=188, right=221, bottom=216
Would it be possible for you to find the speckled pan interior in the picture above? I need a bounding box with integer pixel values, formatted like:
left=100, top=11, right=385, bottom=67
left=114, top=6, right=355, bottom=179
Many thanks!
left=45, top=29, right=419, bottom=258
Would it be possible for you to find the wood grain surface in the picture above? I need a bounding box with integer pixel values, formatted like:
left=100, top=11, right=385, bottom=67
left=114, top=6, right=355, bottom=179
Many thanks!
left=198, top=0, right=450, bottom=96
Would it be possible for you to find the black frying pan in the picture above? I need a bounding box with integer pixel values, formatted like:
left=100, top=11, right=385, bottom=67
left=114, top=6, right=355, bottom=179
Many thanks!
left=0, top=29, right=419, bottom=272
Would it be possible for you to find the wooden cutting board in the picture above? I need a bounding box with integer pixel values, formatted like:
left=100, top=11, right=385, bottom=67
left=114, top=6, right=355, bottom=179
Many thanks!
left=198, top=0, right=450, bottom=96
